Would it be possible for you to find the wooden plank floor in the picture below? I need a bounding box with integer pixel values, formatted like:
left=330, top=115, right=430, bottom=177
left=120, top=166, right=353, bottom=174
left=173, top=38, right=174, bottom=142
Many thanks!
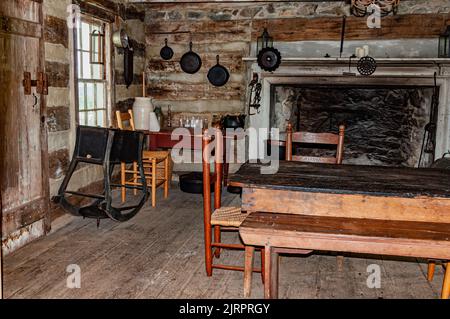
left=3, top=185, right=447, bottom=299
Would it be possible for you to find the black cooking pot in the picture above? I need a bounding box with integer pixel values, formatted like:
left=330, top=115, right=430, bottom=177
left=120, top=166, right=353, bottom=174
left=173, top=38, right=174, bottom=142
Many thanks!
left=207, top=55, right=229, bottom=87
left=222, top=114, right=246, bottom=129
left=180, top=42, right=202, bottom=74
left=160, top=38, right=174, bottom=60
left=179, top=172, right=214, bottom=194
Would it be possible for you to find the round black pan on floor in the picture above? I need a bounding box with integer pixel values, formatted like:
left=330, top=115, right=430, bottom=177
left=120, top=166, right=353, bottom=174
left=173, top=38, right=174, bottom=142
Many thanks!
left=179, top=172, right=214, bottom=194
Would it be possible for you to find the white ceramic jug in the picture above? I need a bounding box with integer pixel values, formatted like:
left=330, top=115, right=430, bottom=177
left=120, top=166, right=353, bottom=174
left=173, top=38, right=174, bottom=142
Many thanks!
left=149, top=112, right=160, bottom=132
left=132, top=97, right=154, bottom=130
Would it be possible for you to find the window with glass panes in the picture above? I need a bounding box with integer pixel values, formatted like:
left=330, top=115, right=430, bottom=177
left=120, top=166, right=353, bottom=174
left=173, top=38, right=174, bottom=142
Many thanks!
left=76, top=18, right=108, bottom=127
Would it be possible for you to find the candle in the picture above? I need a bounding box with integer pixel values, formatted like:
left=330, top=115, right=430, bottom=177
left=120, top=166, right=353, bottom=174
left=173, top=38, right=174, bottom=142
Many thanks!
left=363, top=45, right=369, bottom=57
left=142, top=72, right=146, bottom=97
left=356, top=47, right=365, bottom=58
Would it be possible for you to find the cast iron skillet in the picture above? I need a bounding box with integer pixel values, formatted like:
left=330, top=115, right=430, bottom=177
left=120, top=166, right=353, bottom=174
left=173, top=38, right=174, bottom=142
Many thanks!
left=207, top=55, right=230, bottom=87
left=160, top=38, right=174, bottom=60
left=180, top=42, right=202, bottom=74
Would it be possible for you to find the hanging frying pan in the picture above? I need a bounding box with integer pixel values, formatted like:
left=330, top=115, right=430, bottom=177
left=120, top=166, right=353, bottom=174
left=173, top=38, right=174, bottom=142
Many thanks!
left=180, top=42, right=202, bottom=74
left=207, top=55, right=229, bottom=87
left=160, top=38, right=174, bottom=60
left=257, top=47, right=282, bottom=72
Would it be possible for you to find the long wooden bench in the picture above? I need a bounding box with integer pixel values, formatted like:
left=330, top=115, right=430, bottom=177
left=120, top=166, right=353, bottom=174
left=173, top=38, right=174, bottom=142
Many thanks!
left=239, top=212, right=450, bottom=299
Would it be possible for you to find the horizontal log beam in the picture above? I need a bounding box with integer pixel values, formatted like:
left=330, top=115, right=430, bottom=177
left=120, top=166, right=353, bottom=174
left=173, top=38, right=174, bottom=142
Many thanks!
left=2, top=198, right=47, bottom=236
left=44, top=15, right=68, bottom=48
left=45, top=61, right=69, bottom=88
left=251, top=14, right=450, bottom=41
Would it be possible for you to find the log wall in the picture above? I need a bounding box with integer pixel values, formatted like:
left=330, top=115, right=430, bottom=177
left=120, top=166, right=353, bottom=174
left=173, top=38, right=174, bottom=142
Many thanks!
left=43, top=0, right=144, bottom=232
left=144, top=0, right=450, bottom=120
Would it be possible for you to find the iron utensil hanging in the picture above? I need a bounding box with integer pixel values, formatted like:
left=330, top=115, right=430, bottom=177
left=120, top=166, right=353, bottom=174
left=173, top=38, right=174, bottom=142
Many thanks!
left=257, top=47, right=282, bottom=72
left=357, top=56, right=377, bottom=76
left=248, top=73, right=261, bottom=115
left=160, top=38, right=174, bottom=60
left=340, top=16, right=346, bottom=58
left=180, top=41, right=202, bottom=74
left=418, top=72, right=439, bottom=168
left=343, top=54, right=357, bottom=76
left=112, top=28, right=129, bottom=48
left=207, top=55, right=230, bottom=87
left=123, top=43, right=134, bottom=88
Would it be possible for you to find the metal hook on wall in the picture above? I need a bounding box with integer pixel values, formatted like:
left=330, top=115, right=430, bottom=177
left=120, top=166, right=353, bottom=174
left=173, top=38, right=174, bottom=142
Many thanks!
left=32, top=93, right=38, bottom=109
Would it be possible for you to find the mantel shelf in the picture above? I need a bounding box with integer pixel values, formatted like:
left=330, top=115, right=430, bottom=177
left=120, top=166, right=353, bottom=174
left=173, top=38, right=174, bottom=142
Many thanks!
left=242, top=57, right=450, bottom=66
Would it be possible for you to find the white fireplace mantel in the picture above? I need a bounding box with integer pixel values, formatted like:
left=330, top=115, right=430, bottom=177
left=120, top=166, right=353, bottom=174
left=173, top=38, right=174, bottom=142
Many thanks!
left=243, top=57, right=450, bottom=66
left=244, top=57, right=450, bottom=160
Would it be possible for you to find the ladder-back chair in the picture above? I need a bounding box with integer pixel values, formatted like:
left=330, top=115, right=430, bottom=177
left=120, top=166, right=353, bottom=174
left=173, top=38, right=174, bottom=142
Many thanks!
left=287, top=122, right=346, bottom=266
left=115, top=110, right=170, bottom=207
left=202, top=127, right=264, bottom=287
left=286, top=123, right=345, bottom=164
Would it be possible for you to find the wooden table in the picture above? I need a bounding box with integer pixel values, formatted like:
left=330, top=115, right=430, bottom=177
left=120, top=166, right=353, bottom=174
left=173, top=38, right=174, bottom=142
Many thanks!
left=145, top=127, right=241, bottom=184
left=145, top=128, right=203, bottom=151
left=229, top=161, right=450, bottom=298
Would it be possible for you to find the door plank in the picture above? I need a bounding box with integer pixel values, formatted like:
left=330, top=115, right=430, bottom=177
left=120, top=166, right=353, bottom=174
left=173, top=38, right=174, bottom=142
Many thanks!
left=0, top=0, right=48, bottom=248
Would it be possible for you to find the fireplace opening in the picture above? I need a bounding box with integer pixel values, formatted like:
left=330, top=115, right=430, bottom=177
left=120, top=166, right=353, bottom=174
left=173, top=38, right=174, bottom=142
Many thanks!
left=271, top=85, right=437, bottom=167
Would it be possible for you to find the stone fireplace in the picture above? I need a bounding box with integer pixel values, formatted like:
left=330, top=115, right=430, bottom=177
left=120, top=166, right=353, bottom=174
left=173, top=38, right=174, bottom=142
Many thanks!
left=271, top=85, right=434, bottom=167
left=245, top=58, right=450, bottom=166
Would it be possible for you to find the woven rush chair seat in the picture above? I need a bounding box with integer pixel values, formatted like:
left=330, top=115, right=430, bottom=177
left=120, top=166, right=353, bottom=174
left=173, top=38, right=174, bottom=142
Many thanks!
left=143, top=150, right=169, bottom=160
left=211, top=206, right=249, bottom=227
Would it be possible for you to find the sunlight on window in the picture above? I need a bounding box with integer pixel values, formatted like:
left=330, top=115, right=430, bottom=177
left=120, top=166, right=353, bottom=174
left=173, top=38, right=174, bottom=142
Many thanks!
left=76, top=18, right=108, bottom=127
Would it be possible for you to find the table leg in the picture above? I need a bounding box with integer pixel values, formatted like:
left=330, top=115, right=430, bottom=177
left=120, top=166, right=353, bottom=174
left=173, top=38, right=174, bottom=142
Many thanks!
left=223, top=163, right=229, bottom=186
left=442, top=262, right=450, bottom=299
left=428, top=261, right=436, bottom=282
left=264, top=246, right=279, bottom=299
left=243, top=245, right=255, bottom=298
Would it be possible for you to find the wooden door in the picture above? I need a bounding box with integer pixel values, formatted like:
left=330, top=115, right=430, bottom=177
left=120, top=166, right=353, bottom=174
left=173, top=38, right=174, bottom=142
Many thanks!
left=0, top=0, right=49, bottom=252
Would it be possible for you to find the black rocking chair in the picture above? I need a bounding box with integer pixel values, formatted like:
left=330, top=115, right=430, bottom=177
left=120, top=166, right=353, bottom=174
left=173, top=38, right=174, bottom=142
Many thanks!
left=52, top=126, right=148, bottom=225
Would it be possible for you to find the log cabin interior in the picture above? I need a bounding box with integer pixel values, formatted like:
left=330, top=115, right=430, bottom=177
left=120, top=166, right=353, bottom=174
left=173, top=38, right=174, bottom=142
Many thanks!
left=3, top=0, right=450, bottom=301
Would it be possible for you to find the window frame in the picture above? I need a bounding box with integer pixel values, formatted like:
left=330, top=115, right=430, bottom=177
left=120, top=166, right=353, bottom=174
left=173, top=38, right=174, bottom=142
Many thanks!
left=74, top=15, right=112, bottom=128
